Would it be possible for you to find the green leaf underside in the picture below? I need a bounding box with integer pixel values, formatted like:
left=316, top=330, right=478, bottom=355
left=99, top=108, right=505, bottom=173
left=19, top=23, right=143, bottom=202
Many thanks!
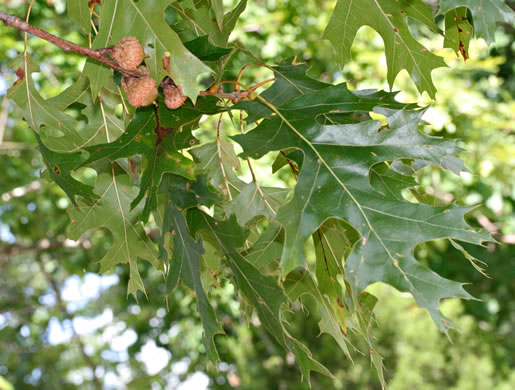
left=8, top=54, right=85, bottom=152
left=84, top=0, right=211, bottom=101
left=439, top=0, right=515, bottom=45
left=324, top=0, right=447, bottom=97
left=67, top=166, right=162, bottom=298
left=233, top=66, right=491, bottom=333
left=225, top=184, right=291, bottom=226
left=188, top=210, right=332, bottom=383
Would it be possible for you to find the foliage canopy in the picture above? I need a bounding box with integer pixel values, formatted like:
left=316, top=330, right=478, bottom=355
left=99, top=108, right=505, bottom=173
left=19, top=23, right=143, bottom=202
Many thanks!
left=1, top=0, right=514, bottom=387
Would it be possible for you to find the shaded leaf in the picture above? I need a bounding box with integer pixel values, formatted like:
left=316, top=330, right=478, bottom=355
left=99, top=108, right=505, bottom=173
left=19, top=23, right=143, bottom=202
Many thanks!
left=188, top=210, right=332, bottom=382
left=237, top=58, right=330, bottom=123
left=242, top=221, right=283, bottom=270
left=165, top=207, right=224, bottom=361
left=184, top=35, right=232, bottom=61
left=78, top=107, right=195, bottom=222
left=35, top=134, right=96, bottom=204
left=172, top=0, right=247, bottom=47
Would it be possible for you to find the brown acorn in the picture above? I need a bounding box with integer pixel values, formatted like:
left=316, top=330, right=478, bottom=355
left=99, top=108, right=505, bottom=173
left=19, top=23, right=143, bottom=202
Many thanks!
left=161, top=77, right=187, bottom=109
left=122, top=66, right=150, bottom=93
left=126, top=76, right=158, bottom=107
left=112, top=36, right=144, bottom=71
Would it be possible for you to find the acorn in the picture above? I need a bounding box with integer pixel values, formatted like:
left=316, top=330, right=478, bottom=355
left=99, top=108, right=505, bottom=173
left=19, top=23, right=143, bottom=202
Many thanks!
left=126, top=76, right=158, bottom=107
left=122, top=66, right=150, bottom=93
left=161, top=77, right=187, bottom=109
left=112, top=36, right=144, bottom=71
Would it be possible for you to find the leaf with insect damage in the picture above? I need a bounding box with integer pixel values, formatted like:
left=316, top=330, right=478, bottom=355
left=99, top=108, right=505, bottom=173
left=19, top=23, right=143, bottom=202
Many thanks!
left=439, top=0, right=515, bottom=45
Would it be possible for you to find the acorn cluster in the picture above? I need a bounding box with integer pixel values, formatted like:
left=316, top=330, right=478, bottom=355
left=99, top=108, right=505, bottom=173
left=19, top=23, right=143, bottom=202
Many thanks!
left=113, top=37, right=186, bottom=109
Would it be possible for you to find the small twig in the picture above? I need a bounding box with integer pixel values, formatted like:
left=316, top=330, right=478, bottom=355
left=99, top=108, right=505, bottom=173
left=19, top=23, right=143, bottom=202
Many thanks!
left=0, top=10, right=143, bottom=78
left=199, top=78, right=275, bottom=101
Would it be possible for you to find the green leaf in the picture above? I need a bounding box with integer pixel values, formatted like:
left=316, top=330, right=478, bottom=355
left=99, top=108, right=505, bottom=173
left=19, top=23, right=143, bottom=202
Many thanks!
left=237, top=58, right=330, bottom=123
left=190, top=139, right=247, bottom=198
left=284, top=269, right=353, bottom=359
left=324, top=0, right=447, bottom=97
left=312, top=220, right=386, bottom=386
left=158, top=173, right=220, bottom=261
left=172, top=0, right=247, bottom=47
left=83, top=0, right=120, bottom=98
left=75, top=107, right=194, bottom=222
left=85, top=0, right=212, bottom=101
left=165, top=207, right=224, bottom=361
left=7, top=54, right=85, bottom=152
left=189, top=210, right=289, bottom=346
left=242, top=221, right=283, bottom=270
left=439, top=0, right=515, bottom=45
left=67, top=0, right=91, bottom=34
left=67, top=165, right=162, bottom=298
left=234, top=85, right=491, bottom=333
left=35, top=134, right=95, bottom=205
left=76, top=95, right=223, bottom=222
left=225, top=183, right=291, bottom=226
left=188, top=210, right=332, bottom=381
left=370, top=162, right=418, bottom=199
left=211, top=0, right=225, bottom=30
left=184, top=35, right=232, bottom=61
left=443, top=7, right=473, bottom=60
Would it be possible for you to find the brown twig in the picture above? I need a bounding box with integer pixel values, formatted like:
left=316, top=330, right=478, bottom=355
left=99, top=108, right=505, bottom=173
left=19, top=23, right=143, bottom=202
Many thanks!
left=199, top=78, right=275, bottom=101
left=0, top=10, right=144, bottom=78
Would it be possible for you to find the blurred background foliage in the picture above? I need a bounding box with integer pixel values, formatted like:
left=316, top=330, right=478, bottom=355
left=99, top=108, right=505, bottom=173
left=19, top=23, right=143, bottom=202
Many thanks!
left=0, top=0, right=514, bottom=389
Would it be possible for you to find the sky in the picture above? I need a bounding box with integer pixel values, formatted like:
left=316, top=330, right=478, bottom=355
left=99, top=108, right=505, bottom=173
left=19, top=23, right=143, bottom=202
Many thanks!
left=46, top=273, right=209, bottom=389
